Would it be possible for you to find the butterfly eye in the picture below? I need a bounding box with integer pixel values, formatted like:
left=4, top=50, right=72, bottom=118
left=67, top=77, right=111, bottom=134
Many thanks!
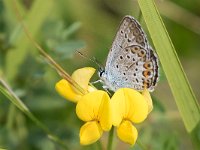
left=98, top=68, right=105, bottom=77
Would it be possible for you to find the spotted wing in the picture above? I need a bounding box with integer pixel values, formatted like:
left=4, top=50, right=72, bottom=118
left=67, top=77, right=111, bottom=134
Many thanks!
left=105, top=15, right=149, bottom=72
left=105, top=15, right=159, bottom=91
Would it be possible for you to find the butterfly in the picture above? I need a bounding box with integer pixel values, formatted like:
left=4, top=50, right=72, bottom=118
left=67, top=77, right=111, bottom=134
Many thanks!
left=98, top=15, right=159, bottom=92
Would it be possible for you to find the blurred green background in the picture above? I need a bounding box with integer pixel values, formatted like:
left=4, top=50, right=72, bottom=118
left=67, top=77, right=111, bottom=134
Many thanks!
left=0, top=0, right=200, bottom=149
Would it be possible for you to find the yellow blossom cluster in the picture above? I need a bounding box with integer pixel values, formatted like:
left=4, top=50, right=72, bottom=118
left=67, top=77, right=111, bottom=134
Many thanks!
left=55, top=67, right=153, bottom=145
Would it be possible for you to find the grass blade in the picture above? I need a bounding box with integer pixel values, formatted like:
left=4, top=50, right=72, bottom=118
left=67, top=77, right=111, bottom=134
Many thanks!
left=137, top=0, right=200, bottom=132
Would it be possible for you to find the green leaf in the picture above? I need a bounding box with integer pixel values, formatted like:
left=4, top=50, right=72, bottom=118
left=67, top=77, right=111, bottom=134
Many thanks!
left=55, top=40, right=86, bottom=57
left=137, top=0, right=200, bottom=132
left=63, top=22, right=82, bottom=39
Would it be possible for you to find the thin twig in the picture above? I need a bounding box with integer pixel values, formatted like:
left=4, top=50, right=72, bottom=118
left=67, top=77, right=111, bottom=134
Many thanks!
left=12, top=0, right=87, bottom=95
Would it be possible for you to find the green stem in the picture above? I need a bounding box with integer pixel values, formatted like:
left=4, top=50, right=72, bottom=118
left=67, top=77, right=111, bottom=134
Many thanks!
left=136, top=139, right=147, bottom=150
left=96, top=140, right=103, bottom=150
left=107, top=126, right=114, bottom=150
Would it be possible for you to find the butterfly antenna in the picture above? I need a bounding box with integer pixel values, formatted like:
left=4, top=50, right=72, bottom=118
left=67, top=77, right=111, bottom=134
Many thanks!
left=76, top=51, right=104, bottom=69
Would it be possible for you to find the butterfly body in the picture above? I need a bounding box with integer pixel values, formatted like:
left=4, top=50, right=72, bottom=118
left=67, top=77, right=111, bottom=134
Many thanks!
left=99, top=15, right=159, bottom=92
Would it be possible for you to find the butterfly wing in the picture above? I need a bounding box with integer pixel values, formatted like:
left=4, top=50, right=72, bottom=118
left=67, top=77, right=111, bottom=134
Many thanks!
left=105, top=16, right=149, bottom=71
left=104, top=16, right=159, bottom=91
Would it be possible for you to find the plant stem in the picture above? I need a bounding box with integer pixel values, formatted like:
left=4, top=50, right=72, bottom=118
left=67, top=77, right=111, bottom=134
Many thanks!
left=97, top=140, right=103, bottom=150
left=136, top=139, right=147, bottom=150
left=107, top=126, right=114, bottom=150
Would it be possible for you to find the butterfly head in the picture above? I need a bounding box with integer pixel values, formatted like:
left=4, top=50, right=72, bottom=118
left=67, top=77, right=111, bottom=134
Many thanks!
left=98, top=67, right=106, bottom=78
left=98, top=67, right=109, bottom=86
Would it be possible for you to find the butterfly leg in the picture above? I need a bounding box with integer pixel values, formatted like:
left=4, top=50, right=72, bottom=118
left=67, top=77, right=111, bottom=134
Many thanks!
left=91, top=80, right=103, bottom=84
left=102, top=85, right=112, bottom=95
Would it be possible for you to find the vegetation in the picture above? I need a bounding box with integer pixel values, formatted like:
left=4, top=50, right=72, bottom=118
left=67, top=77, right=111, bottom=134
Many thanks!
left=0, top=0, right=200, bottom=149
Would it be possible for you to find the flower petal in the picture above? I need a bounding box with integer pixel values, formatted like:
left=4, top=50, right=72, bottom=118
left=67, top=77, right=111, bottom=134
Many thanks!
left=76, top=90, right=110, bottom=122
left=142, top=89, right=153, bottom=113
left=110, top=88, right=127, bottom=126
left=98, top=93, right=112, bottom=131
left=80, top=121, right=103, bottom=145
left=111, top=88, right=148, bottom=125
left=71, top=67, right=95, bottom=93
left=117, top=120, right=138, bottom=145
left=55, top=79, right=81, bottom=102
left=124, top=88, right=148, bottom=123
left=88, top=85, right=97, bottom=92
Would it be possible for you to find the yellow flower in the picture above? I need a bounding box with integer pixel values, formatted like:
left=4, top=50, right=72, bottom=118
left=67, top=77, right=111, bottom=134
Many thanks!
left=111, top=88, right=149, bottom=145
left=76, top=90, right=112, bottom=145
left=55, top=67, right=153, bottom=146
left=55, top=67, right=96, bottom=102
left=142, top=88, right=153, bottom=113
